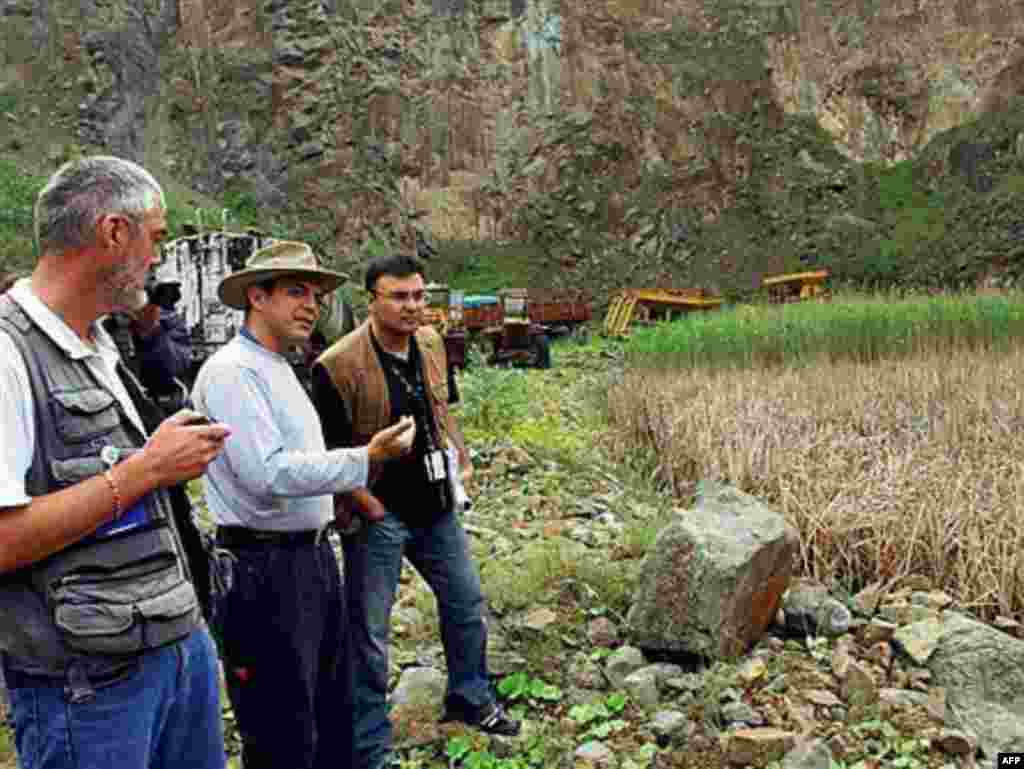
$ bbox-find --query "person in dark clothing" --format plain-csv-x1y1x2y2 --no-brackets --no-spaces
311,254,519,769
138,280,192,390
103,279,193,411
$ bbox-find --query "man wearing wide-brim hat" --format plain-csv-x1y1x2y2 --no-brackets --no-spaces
192,240,416,769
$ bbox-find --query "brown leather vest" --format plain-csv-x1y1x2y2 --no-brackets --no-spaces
316,321,454,450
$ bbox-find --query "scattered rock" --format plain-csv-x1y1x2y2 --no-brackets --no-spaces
726,727,796,766
782,737,834,769
587,616,619,647
622,668,659,707
816,598,852,638
801,689,842,708
664,673,703,695
650,709,690,741
644,663,684,687
521,607,558,631
860,619,897,645
390,666,446,709
840,661,878,707
782,579,830,636
568,653,606,690
604,646,646,689
928,612,1024,756
573,740,617,768
722,701,763,726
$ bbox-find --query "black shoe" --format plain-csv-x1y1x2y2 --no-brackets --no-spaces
441,700,521,737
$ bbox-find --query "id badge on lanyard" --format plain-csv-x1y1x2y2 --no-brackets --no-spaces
424,449,447,482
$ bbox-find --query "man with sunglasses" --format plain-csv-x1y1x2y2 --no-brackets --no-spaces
311,254,520,769
191,242,414,769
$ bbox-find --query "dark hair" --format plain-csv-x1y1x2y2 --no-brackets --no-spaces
364,254,423,293
242,278,277,316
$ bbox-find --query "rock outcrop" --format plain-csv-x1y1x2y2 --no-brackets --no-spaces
5,0,1024,286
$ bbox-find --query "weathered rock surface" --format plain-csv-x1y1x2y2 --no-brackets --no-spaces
390,666,446,709
627,482,798,659
926,611,1024,757
6,0,1024,290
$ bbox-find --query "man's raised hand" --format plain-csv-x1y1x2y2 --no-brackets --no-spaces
367,416,415,463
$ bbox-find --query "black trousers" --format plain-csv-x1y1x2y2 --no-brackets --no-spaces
218,537,353,769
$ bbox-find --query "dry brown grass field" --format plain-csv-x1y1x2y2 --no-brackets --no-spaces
608,344,1024,621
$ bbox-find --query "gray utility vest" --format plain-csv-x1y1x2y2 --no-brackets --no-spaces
0,296,200,678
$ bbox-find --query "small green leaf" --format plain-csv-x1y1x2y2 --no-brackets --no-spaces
446,735,473,760
605,692,627,713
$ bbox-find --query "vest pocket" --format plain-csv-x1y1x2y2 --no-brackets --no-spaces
137,581,200,649
51,562,198,655
41,530,199,656
50,388,120,444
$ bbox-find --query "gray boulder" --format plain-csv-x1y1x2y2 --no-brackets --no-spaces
627,482,798,659
390,666,446,709
782,579,829,636
604,645,646,689
927,612,1024,757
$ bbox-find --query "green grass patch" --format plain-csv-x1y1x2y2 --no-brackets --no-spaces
458,367,538,442
625,292,1024,369
480,540,572,613
0,157,43,273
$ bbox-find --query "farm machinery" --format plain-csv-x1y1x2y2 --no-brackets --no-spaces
603,270,830,337
423,284,592,370
603,288,723,337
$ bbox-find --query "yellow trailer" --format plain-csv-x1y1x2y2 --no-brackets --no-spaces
761,270,830,303
603,288,723,337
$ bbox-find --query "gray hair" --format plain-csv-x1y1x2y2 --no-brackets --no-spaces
34,155,166,257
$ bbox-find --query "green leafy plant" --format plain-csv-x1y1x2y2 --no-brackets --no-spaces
567,693,630,740
445,734,548,769
496,672,562,704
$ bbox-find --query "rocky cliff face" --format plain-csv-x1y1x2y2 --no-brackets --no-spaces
3,0,1024,289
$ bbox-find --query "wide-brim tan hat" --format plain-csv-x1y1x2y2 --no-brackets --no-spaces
218,240,349,310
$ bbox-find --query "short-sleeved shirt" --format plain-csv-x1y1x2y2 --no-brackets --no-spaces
0,279,147,508
311,333,458,523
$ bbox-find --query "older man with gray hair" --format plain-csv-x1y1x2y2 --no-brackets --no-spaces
0,155,233,768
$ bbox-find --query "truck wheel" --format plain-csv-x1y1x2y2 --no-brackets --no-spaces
531,334,551,369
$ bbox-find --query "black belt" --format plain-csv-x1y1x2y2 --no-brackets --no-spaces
216,525,331,548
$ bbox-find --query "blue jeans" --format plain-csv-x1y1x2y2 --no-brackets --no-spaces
4,629,225,769
343,509,492,769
